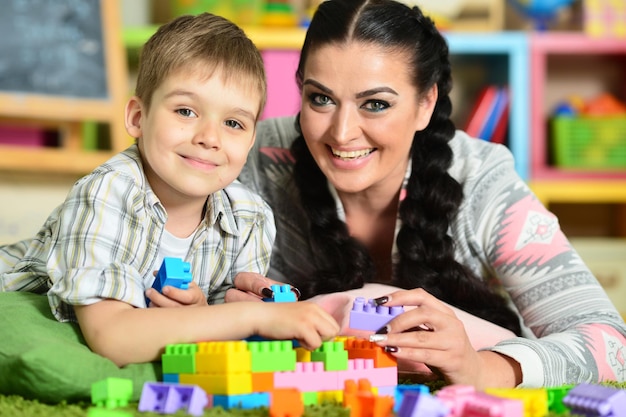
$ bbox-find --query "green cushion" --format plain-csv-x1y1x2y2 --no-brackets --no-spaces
0,292,161,403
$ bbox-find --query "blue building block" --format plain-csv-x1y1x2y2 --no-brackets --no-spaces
146,257,193,305
138,382,208,416
213,392,270,409
162,373,179,383
262,284,297,303
394,384,430,413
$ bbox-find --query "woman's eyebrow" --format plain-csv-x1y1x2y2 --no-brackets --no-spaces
356,87,398,98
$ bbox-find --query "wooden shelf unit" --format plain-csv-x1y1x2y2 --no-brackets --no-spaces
529,32,626,182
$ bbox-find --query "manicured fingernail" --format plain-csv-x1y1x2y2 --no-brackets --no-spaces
369,334,387,342
384,346,398,353
291,287,301,299
375,325,389,335
373,296,389,306
261,287,274,298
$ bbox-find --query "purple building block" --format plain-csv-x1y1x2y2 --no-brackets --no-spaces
138,382,208,416
563,383,626,417
398,391,449,417
349,297,404,331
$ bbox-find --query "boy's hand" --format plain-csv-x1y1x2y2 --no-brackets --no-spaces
253,302,340,350
146,281,207,308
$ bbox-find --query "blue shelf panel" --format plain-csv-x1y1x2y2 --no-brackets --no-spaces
445,32,530,181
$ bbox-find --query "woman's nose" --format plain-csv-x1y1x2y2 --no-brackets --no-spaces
330,106,361,144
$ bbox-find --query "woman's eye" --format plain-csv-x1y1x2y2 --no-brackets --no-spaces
310,93,333,106
176,108,197,118
225,119,243,129
363,100,389,112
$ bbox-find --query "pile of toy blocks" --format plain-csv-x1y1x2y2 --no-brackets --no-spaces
146,336,398,415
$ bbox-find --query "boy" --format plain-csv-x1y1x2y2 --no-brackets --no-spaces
0,13,338,366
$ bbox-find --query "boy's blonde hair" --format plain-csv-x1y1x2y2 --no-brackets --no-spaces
135,13,267,118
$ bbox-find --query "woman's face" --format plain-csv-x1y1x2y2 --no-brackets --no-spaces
299,42,436,196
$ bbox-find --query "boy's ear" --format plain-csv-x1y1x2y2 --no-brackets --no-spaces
124,96,144,139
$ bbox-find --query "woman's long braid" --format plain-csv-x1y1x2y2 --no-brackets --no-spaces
291,127,375,298
395,10,521,335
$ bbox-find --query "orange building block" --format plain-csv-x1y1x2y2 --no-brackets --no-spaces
269,388,304,417
251,372,274,392
343,379,393,417
344,339,397,368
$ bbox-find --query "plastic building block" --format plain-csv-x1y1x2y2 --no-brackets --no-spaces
179,372,252,396
344,339,397,368
295,347,311,362
397,391,449,417
486,387,548,417
343,379,394,417
546,384,573,413
563,383,626,417
248,340,297,372
161,343,198,374
162,374,179,383
274,361,338,392
311,340,349,371
213,392,270,409
337,359,397,388
463,392,523,417
146,257,192,305
302,391,319,406
269,388,304,417
263,284,297,303
138,382,208,416
91,377,133,409
394,384,430,413
349,297,404,332
195,341,251,374
251,372,275,392
87,408,133,417
435,384,477,416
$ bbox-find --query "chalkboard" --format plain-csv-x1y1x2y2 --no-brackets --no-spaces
0,0,108,99
0,0,129,174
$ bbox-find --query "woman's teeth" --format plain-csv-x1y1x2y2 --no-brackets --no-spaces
331,148,374,160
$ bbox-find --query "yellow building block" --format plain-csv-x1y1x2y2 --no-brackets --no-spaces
195,341,251,374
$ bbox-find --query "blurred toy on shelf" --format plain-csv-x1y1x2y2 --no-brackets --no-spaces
507,0,576,30
551,93,626,169
260,1,299,27
172,0,267,26
584,0,626,38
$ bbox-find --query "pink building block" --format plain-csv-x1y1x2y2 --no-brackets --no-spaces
349,297,404,331
273,361,339,392
336,359,397,388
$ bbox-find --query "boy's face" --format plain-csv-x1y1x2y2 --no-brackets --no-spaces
126,68,261,209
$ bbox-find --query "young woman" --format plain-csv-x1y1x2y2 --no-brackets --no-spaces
232,0,626,389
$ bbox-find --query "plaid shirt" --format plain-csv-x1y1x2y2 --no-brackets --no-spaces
0,145,275,322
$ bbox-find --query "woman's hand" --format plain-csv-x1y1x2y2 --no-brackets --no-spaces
146,281,207,307
368,288,521,389
253,301,340,350
225,272,300,303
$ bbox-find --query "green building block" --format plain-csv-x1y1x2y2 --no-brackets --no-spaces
302,391,319,406
91,378,133,408
311,341,349,371
87,408,133,417
248,340,297,372
162,343,198,374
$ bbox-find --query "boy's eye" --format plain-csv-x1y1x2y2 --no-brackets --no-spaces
176,108,197,118
363,100,389,112
310,93,333,106
225,119,243,129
